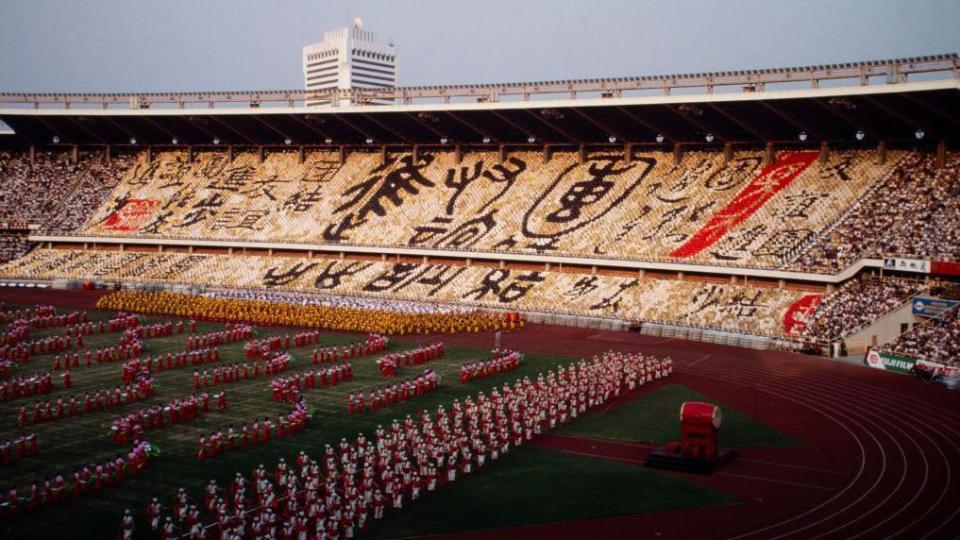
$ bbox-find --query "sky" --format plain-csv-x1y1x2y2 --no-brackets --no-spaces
0,0,958,93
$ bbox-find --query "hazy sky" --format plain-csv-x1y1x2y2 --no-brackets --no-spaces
0,0,957,93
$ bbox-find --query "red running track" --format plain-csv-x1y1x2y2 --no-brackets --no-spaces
403,324,960,540
5,291,960,539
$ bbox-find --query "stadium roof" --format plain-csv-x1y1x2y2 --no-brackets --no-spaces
0,54,957,148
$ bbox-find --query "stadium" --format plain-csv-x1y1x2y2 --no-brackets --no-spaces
1,5,960,540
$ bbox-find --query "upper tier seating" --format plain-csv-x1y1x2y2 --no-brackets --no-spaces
0,150,134,228
60,148,903,270
788,153,960,272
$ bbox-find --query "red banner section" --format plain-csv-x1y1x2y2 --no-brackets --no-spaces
931,260,960,277
102,199,160,231
670,151,818,258
782,293,823,337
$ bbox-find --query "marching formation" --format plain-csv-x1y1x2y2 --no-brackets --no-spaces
150,350,672,539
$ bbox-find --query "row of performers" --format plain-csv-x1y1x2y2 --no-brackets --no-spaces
244,330,323,358
307,334,388,365
111,391,226,444
375,342,444,377
52,339,144,371
107,313,142,332
0,304,58,324
122,347,222,383
0,432,38,466
193,357,290,390
17,374,155,427
0,370,58,401
1,332,86,363
348,368,439,414
459,350,522,383
197,399,308,461
125,320,186,340
270,363,352,403
2,441,152,517
1,310,88,347
186,325,254,351
143,351,672,539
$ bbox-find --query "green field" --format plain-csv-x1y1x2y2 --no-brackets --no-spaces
0,307,739,538
558,384,801,448
363,445,736,539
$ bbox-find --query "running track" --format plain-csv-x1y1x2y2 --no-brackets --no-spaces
5,288,959,539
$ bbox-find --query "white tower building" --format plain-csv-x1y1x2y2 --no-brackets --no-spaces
302,18,397,106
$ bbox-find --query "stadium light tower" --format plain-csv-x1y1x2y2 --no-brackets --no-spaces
302,18,398,106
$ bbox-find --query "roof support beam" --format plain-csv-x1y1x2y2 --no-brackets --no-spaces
64,117,107,145
403,112,447,141
139,116,180,143
900,93,960,129
328,114,375,143
521,109,579,143
664,104,730,143
758,101,824,141
360,113,413,144
705,103,769,142
205,115,259,145
569,108,626,142
614,106,681,143
248,115,292,143
813,98,881,141
287,114,335,143
442,111,496,143
489,110,544,143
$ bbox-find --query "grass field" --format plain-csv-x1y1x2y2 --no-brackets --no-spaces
0,306,742,539
364,446,737,539
558,384,801,448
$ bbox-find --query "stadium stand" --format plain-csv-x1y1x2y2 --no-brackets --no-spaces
0,249,816,338
0,151,133,229
797,277,926,343
62,148,904,270
881,305,960,366
0,232,32,263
